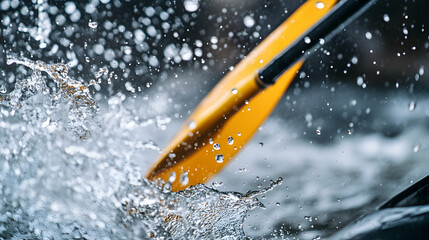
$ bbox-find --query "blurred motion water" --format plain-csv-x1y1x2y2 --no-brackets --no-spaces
1,0,429,239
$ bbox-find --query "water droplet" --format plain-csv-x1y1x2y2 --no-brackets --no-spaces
304,36,311,44
276,202,281,206
312,236,321,240
209,138,214,144
85,57,90,62
383,14,390,22
356,76,364,86
237,132,241,136
163,182,172,191
183,0,199,12
259,142,264,147
188,120,197,130
315,2,325,9
337,197,341,202
365,32,372,40
408,101,416,111
88,19,98,29
316,129,321,135
41,117,50,128
231,88,238,94
210,36,218,44
228,136,234,145
304,216,313,222
413,145,420,153
215,154,224,163
169,172,176,182
243,15,255,28
212,181,223,187
39,42,47,49
6,57,13,65
0,85,6,93
213,143,220,150
180,172,189,185
419,66,424,76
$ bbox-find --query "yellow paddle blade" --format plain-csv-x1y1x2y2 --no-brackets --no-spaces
147,0,338,191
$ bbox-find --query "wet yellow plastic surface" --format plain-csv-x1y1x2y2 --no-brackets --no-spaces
147,0,338,191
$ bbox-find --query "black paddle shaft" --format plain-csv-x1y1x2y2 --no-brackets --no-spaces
258,0,374,85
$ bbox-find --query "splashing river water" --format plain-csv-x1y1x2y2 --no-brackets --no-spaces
0,56,282,239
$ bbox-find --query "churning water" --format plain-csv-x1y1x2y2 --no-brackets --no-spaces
1,0,429,239
0,56,286,239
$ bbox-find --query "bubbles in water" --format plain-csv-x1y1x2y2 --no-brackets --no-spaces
243,15,255,28
259,142,264,147
231,88,238,94
228,136,234,145
316,129,321,135
180,172,189,185
184,0,200,12
215,154,224,163
413,145,420,153
213,143,220,150
315,2,325,9
408,101,416,111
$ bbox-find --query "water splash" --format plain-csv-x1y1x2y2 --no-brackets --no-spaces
0,56,282,239
17,0,51,48
122,181,265,238
4,56,98,139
